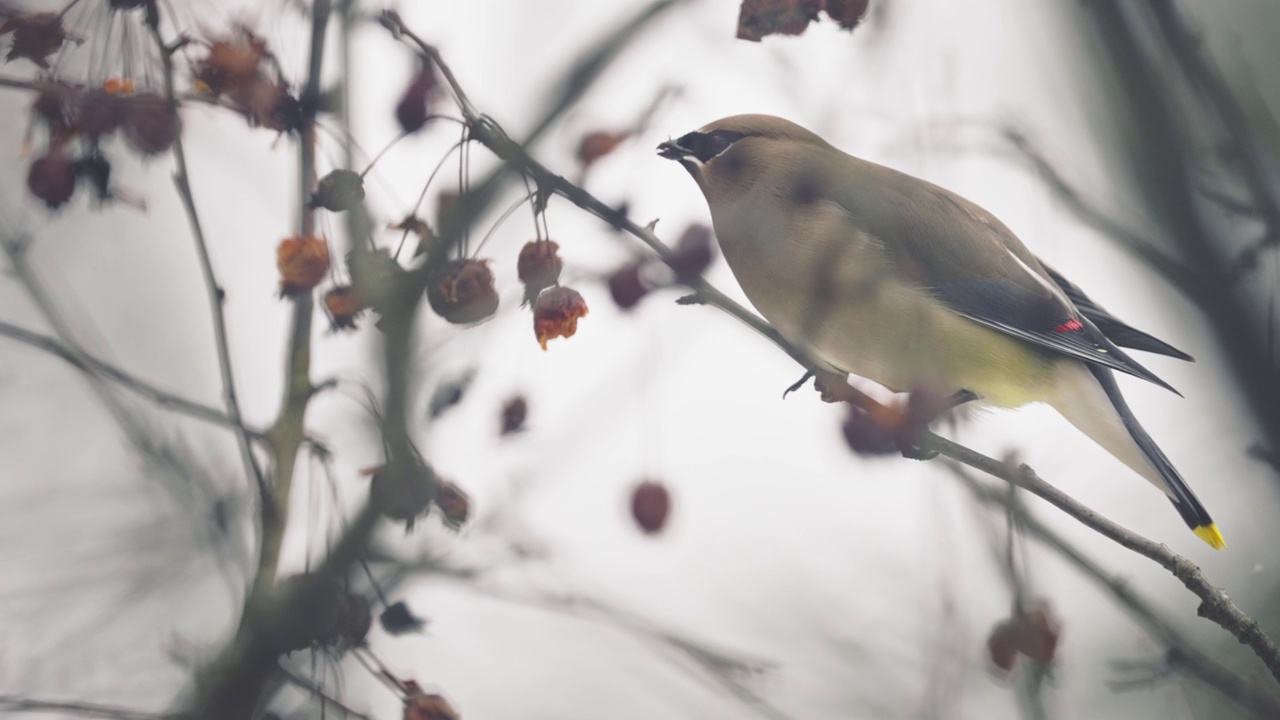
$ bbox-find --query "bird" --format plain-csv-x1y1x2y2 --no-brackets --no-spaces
657,114,1224,550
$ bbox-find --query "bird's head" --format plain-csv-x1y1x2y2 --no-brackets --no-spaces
657,114,831,202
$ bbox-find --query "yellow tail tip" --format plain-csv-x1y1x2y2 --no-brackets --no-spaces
1194,524,1227,550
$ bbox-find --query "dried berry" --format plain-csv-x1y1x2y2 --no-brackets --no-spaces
379,601,426,635
207,31,267,87
396,66,439,134
369,459,435,527
433,480,470,530
986,620,1019,672
516,239,563,306
324,285,365,331
1018,604,1061,665
277,575,371,652
311,169,365,211
500,396,527,435
73,89,124,137
669,224,714,280
533,286,588,350
823,0,870,29
122,92,179,155
631,480,670,534
32,82,77,131
0,13,71,68
840,403,900,456
608,262,648,310
426,259,499,325
109,0,148,9
986,601,1061,672
576,129,629,169
27,151,76,209
277,235,331,296
403,684,459,720
736,0,822,42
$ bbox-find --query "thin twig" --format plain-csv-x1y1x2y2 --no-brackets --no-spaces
277,665,375,720
145,14,270,528
0,695,177,720
0,320,261,437
951,465,1280,719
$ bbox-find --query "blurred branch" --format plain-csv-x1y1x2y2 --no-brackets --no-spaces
0,320,263,438
998,127,1200,297
145,14,269,522
277,665,375,720
952,465,1280,718
456,583,795,720
925,431,1280,687
0,695,177,720
1146,0,1280,268
186,2,337,718
1076,0,1280,470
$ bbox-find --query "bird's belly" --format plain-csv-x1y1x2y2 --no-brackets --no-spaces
713,205,1054,407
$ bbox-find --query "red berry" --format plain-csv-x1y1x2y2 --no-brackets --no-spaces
631,480,670,534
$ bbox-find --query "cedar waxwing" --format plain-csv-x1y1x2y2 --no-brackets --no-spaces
658,114,1225,550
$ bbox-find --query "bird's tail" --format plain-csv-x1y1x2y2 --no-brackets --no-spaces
1048,362,1225,550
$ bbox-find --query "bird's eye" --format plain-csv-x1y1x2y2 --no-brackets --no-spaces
678,130,745,163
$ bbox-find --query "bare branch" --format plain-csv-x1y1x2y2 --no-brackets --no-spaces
952,465,1280,719
144,11,271,530
0,695,177,720
0,320,261,437
924,432,1280,686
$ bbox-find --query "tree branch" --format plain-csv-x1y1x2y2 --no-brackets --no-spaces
924,432,1280,686
0,695,176,720
145,12,271,534
0,320,262,438
952,465,1280,718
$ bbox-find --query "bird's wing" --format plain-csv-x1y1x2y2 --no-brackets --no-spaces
842,163,1179,393
1040,264,1194,361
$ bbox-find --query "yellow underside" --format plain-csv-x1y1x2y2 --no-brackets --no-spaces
1194,524,1227,550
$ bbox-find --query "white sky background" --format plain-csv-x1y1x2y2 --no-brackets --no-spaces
1,1,1279,719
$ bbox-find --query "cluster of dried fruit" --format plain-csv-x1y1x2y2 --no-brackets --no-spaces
840,385,953,457
365,459,470,531
276,574,372,653
607,223,715,311
193,24,300,133
987,601,1061,672
736,0,869,42
25,79,179,208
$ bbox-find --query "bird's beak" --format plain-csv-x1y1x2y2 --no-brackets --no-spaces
656,139,690,161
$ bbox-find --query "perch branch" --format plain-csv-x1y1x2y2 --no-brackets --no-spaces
925,433,1280,686
952,465,1280,718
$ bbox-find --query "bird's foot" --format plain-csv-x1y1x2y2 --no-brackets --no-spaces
783,371,814,399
